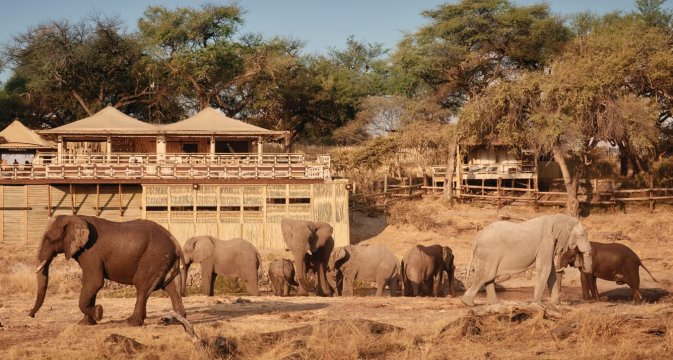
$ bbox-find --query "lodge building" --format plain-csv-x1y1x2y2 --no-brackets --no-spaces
0,107,349,249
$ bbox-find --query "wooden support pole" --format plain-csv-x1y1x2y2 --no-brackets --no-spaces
118,183,123,217
498,177,502,209
70,184,76,215
96,184,101,216
47,184,52,217
649,177,655,213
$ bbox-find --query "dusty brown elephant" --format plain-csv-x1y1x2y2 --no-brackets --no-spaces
401,244,456,297
29,215,186,326
328,244,399,296
280,218,334,296
182,236,261,296
268,259,299,296
560,242,658,304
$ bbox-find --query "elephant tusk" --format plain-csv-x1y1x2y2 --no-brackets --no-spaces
35,260,48,273
306,249,313,256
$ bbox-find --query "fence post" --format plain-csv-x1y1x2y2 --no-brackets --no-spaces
649,177,655,213
383,174,388,213
497,177,502,209
533,176,539,212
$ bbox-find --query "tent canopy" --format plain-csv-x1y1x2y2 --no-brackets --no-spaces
0,120,55,150
40,106,158,135
162,107,285,139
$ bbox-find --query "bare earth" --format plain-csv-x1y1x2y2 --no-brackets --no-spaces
1,201,673,359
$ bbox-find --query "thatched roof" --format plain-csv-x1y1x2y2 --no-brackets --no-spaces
0,120,55,150
162,107,285,139
40,106,158,135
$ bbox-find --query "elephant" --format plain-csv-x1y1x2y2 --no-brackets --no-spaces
327,244,399,297
29,215,186,326
559,242,658,304
462,214,593,307
182,236,261,296
281,218,334,296
268,259,299,296
400,244,456,297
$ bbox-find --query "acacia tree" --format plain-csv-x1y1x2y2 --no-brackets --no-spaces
461,17,669,216
3,17,169,127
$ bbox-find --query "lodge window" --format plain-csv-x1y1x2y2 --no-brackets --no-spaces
146,206,168,212
182,143,198,153
243,206,261,212
196,206,218,211
288,198,310,204
220,206,241,212
266,198,286,204
170,206,193,212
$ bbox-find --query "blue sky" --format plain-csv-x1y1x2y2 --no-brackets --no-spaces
0,0,668,79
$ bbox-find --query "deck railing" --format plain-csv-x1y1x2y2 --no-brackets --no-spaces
1,152,331,181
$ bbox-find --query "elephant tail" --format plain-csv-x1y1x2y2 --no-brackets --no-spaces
256,251,263,280
639,262,659,283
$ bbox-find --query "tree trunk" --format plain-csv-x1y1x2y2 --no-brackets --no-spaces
552,146,580,217
444,144,457,207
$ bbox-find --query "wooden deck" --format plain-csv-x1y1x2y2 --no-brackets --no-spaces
1,152,331,183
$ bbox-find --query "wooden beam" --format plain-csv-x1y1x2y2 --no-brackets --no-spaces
47,185,52,217
96,184,101,216
70,184,76,215
118,183,123,217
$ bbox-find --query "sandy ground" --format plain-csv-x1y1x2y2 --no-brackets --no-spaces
1,202,673,359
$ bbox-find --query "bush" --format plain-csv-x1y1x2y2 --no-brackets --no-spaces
386,199,451,231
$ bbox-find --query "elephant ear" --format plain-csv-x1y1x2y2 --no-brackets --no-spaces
192,236,215,263
313,222,334,248
442,247,455,270
63,216,90,260
551,219,575,252
334,247,347,262
573,253,584,269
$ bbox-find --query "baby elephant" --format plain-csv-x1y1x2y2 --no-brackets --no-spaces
328,244,399,296
182,236,261,296
560,242,658,304
401,244,456,297
268,259,299,296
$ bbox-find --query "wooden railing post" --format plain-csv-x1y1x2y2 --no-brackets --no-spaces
649,177,655,213
497,177,502,209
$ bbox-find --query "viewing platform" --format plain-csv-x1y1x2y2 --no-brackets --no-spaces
0,152,331,183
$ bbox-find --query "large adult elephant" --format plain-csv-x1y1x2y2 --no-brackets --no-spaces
28,215,186,326
181,236,261,296
462,214,593,307
281,218,334,296
328,244,399,297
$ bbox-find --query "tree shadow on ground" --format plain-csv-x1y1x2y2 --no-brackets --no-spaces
349,211,387,244
602,287,670,303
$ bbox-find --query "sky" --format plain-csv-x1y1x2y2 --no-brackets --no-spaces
0,0,668,80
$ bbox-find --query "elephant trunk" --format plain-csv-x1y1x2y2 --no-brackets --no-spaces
182,262,191,297
580,251,592,274
294,252,315,293
29,257,53,317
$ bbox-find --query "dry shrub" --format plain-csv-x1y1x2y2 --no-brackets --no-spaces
387,199,452,231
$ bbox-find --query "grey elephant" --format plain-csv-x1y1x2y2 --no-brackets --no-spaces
462,214,593,306
182,236,261,296
268,259,299,296
281,218,334,296
29,215,186,326
328,244,399,297
400,244,456,297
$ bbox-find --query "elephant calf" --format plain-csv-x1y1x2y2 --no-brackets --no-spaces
401,244,455,297
182,236,261,296
328,244,399,296
268,259,299,296
560,242,658,304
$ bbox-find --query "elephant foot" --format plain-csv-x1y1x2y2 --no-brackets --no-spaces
94,305,104,321
78,315,97,325
125,315,144,327
461,295,475,307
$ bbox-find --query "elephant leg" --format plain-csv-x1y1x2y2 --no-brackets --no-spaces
282,281,291,297
462,261,494,307
388,276,399,297
629,276,642,304
375,274,386,297
243,273,260,296
164,278,187,318
547,267,561,305
432,273,444,297
77,271,104,325
403,278,412,297
532,257,552,304
590,276,600,301
316,261,332,297
411,282,420,297
485,281,497,304
343,273,355,296
201,268,216,296
580,272,591,300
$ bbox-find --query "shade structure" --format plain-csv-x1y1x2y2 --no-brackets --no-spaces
162,107,285,140
0,120,55,150
40,106,158,135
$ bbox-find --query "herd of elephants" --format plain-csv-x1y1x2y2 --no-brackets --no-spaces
26,214,657,326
